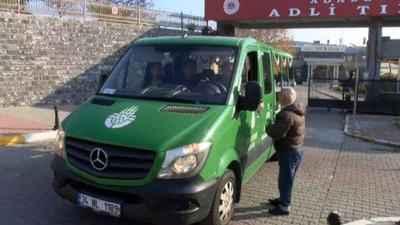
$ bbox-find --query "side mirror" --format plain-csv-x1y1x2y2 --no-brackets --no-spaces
99,74,108,88
239,81,262,111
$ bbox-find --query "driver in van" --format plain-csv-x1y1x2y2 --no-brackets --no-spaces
221,61,234,77
181,59,199,89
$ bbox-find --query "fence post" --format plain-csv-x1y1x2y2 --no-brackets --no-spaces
138,4,141,26
308,77,311,104
17,0,21,13
83,0,87,20
181,12,184,31
53,106,60,131
353,69,360,115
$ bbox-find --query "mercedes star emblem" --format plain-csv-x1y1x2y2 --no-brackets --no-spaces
90,148,108,171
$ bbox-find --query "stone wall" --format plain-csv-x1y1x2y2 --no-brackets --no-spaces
0,12,184,106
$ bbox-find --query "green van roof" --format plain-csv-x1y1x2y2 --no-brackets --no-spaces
133,36,292,58
133,36,252,46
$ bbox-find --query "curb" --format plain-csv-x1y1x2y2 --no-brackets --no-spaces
0,131,57,146
344,115,400,148
344,216,400,225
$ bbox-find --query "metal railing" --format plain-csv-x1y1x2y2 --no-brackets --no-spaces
308,77,400,113
0,0,214,30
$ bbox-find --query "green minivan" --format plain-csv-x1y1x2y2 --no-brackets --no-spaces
52,36,293,225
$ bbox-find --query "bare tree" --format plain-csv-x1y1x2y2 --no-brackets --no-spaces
236,29,295,55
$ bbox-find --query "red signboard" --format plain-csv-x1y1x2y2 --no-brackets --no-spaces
205,0,400,21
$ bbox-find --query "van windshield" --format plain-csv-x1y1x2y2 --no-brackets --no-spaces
99,44,238,105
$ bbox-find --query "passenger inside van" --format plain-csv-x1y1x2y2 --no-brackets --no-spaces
180,59,200,90
218,61,234,87
142,62,163,88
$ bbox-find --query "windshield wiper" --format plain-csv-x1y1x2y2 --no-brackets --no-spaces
140,96,201,104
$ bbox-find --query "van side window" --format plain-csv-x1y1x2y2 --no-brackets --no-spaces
262,52,272,94
240,52,258,95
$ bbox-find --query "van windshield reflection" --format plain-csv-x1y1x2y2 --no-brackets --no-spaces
99,45,238,105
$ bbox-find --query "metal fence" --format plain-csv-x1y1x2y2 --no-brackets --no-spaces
0,0,214,30
308,78,400,114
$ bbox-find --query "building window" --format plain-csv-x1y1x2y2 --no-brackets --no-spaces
380,59,399,80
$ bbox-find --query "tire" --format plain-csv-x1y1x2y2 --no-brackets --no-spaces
199,169,236,225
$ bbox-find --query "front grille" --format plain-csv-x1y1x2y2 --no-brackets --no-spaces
160,105,209,114
65,137,156,180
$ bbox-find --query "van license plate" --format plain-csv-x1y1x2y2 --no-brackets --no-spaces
77,193,121,217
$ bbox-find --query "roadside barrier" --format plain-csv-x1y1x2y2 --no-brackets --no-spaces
0,131,57,146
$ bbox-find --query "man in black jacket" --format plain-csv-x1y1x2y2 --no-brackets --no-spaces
265,87,306,216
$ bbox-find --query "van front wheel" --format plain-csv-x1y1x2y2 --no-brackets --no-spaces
200,169,236,225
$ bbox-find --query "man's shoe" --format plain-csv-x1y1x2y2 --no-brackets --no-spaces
268,198,280,206
269,206,290,216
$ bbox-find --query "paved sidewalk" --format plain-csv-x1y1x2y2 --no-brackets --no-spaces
0,106,75,135
1,108,400,225
0,109,399,225
347,114,400,144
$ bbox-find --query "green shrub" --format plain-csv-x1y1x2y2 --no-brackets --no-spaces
333,86,343,93
358,83,366,95
187,23,196,32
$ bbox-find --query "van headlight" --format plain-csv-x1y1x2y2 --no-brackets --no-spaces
157,142,212,179
55,127,65,159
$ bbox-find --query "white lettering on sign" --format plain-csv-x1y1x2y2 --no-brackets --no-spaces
380,4,388,15
329,4,336,16
310,8,320,16
310,0,379,4
357,5,370,15
302,45,346,52
264,0,400,19
289,8,301,17
269,9,281,17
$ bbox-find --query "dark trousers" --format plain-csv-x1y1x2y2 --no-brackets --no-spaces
278,147,303,211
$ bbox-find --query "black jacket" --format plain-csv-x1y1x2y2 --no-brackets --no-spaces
265,101,306,152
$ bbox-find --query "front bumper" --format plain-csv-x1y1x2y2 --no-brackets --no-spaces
51,155,219,225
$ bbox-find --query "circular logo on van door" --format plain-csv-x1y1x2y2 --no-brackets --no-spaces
90,148,108,171
223,0,240,15
105,106,139,129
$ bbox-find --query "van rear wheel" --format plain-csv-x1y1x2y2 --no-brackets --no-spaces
200,169,236,225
